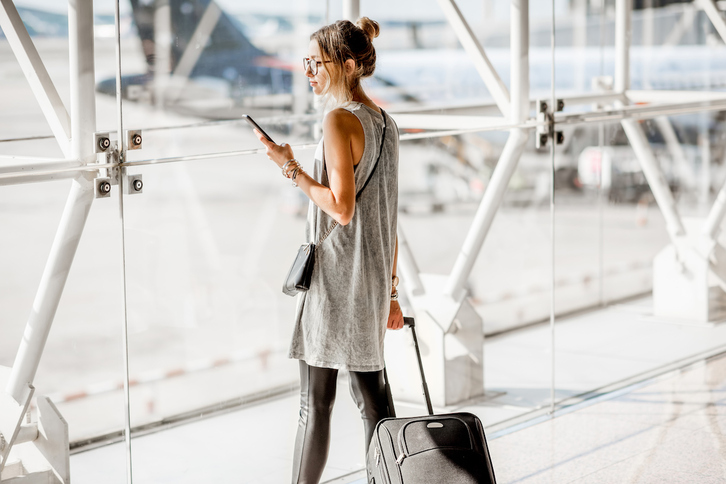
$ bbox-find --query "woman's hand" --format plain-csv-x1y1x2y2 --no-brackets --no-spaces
254,129,294,169
387,301,404,330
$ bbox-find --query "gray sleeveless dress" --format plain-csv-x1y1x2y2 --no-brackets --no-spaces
288,103,399,372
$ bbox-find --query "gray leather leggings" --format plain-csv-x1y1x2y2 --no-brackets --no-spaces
291,360,390,484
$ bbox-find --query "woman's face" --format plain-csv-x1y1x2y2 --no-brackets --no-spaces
306,39,328,96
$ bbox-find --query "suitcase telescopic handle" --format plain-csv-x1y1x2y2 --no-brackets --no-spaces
403,317,434,416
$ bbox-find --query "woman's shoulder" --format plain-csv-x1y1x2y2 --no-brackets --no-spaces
324,106,359,123
323,107,363,136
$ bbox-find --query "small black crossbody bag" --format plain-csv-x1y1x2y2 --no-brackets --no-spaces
283,109,388,297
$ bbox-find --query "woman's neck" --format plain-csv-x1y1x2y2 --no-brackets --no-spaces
350,86,380,113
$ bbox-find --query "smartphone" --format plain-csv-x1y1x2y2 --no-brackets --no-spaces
242,114,275,144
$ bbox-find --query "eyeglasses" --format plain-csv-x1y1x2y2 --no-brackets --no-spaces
302,57,332,75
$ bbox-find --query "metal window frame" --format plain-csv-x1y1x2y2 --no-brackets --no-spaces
2,0,726,479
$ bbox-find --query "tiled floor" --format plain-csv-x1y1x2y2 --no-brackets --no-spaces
68,297,726,483
488,355,726,483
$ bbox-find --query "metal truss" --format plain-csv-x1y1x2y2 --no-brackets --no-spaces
2,0,726,480
0,0,98,481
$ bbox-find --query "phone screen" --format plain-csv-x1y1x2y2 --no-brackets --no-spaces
243,114,275,144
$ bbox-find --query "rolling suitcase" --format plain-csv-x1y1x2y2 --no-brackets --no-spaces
367,317,497,484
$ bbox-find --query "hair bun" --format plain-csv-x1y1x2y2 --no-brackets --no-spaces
356,17,380,41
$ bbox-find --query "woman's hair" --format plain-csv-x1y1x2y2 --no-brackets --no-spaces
311,17,380,106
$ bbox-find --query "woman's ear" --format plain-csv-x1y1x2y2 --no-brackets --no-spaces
344,58,356,78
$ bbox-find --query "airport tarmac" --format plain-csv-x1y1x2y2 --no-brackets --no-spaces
1,28,720,461
0,37,687,444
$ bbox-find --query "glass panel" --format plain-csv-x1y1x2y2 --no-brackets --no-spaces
395,130,556,419
117,1,565,482
117,6,319,482
0,0,128,480
552,0,726,410
120,154,305,480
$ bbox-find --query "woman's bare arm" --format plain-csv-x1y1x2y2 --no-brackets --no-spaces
255,109,362,226
388,236,404,330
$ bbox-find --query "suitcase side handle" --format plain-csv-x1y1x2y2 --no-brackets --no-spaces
403,317,434,416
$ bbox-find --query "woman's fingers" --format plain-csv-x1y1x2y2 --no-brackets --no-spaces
388,303,404,330
253,133,294,169
253,129,274,148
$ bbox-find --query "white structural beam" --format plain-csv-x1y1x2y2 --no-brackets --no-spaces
5,174,96,403
6,0,97,406
704,179,726,240
445,0,529,301
615,0,686,243
0,0,71,157
622,119,686,240
343,0,359,20
0,157,69,168
444,131,529,300
154,0,172,107
655,116,697,190
614,0,631,95
0,159,87,186
627,90,726,103
663,4,696,46
435,0,511,117
391,114,507,130
69,0,97,161
695,0,726,43
397,226,424,296
390,0,528,407
509,0,529,124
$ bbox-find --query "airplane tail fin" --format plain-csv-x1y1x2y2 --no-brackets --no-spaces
112,0,291,101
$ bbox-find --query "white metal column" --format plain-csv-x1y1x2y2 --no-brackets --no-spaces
704,180,726,240
616,0,686,243
6,0,97,405
655,116,697,191
695,0,726,43
391,0,531,407
154,0,172,107
612,0,724,322
1,3,97,479
445,0,529,301
436,0,510,117
343,0,359,21
614,0,631,95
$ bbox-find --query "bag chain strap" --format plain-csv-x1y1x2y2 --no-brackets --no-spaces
317,220,338,244
315,109,388,246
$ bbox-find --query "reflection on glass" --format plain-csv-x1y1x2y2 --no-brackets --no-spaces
4,0,726,481
122,156,304,431
552,0,726,410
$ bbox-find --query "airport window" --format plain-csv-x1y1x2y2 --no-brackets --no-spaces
2,0,726,482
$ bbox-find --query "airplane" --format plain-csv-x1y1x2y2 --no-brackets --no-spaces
6,0,725,208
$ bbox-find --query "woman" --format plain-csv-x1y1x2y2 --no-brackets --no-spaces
254,17,403,484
